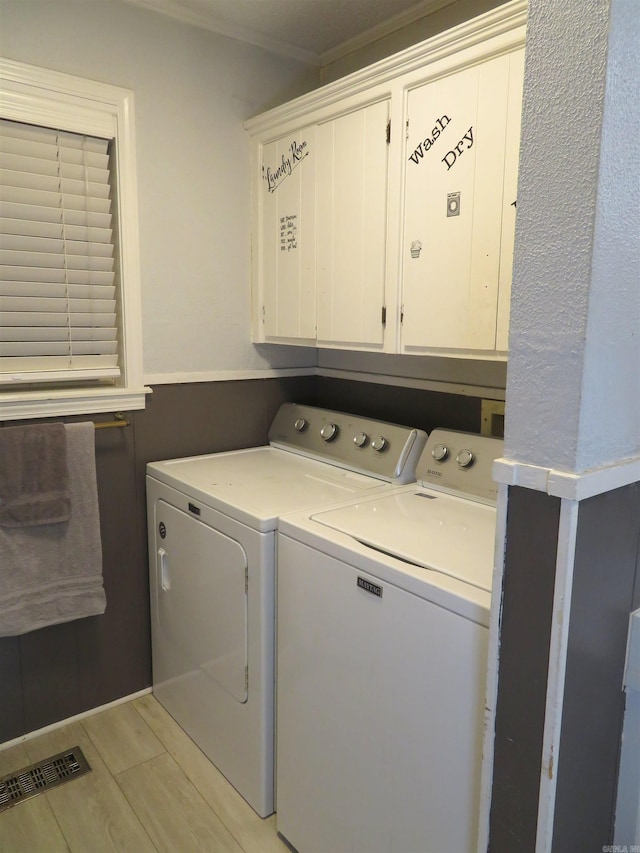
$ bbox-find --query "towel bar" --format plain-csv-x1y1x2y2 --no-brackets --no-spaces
94,414,129,430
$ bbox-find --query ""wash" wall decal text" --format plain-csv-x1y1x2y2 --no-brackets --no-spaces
408,116,475,172
408,115,451,164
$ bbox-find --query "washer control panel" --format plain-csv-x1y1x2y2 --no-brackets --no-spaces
418,428,504,503
268,403,428,484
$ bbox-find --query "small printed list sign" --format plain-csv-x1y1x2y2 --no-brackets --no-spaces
280,214,297,252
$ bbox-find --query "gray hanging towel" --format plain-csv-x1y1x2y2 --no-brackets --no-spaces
0,422,106,637
0,423,71,527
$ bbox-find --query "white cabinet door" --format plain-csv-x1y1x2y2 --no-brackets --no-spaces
316,100,390,349
401,50,523,354
259,127,316,342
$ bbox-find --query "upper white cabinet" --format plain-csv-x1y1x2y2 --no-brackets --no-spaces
316,99,390,348
401,48,525,354
256,125,316,344
245,0,527,358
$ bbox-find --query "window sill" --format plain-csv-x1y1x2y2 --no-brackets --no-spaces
0,386,152,421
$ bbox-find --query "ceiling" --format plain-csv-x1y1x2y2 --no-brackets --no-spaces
121,0,453,65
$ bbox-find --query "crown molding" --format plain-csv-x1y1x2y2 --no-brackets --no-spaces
244,0,526,134
119,0,468,67
319,0,457,66
119,0,322,64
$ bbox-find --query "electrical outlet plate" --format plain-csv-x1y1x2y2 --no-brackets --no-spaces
481,399,505,438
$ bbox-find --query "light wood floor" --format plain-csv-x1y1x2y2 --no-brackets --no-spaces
0,694,289,852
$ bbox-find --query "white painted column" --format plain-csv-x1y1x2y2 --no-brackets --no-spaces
505,0,640,475
479,0,640,848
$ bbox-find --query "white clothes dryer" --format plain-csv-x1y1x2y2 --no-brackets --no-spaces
276,428,503,852
146,404,426,817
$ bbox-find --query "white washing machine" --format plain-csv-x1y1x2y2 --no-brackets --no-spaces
146,403,426,818
276,428,504,853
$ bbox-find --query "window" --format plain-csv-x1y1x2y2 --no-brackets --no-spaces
1,120,119,382
0,59,147,419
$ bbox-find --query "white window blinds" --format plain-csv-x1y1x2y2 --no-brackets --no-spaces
0,118,120,384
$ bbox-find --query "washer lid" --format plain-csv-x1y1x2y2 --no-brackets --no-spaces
148,446,389,531
310,489,497,591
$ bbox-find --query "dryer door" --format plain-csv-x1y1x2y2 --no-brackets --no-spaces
154,500,248,703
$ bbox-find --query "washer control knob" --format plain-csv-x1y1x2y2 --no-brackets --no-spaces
353,432,369,448
431,443,449,462
294,417,307,432
371,436,387,452
321,422,339,442
456,448,475,468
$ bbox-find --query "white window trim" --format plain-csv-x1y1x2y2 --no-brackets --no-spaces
0,58,149,420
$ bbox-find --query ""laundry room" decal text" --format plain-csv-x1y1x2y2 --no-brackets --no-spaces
263,139,309,193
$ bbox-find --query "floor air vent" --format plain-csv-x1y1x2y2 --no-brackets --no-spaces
0,746,91,812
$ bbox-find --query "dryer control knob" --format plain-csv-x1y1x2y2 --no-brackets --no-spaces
294,417,307,432
353,432,369,448
456,448,475,468
371,436,387,452
431,443,449,462
321,422,339,442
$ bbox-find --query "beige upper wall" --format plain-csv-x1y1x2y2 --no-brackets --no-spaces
0,0,318,381
320,0,510,83
0,0,512,391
